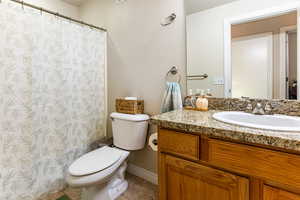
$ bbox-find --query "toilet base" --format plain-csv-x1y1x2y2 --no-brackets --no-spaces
81,161,128,200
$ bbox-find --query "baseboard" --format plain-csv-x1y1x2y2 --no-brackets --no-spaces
127,164,158,185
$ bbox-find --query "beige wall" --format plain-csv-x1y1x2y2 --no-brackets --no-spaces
25,0,79,19
186,0,239,15
187,0,300,98
79,0,186,173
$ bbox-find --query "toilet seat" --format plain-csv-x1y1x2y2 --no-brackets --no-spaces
66,147,130,188
69,146,122,176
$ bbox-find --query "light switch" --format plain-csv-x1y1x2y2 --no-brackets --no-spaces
213,77,224,85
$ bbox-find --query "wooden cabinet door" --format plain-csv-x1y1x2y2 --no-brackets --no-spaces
159,154,249,200
264,185,300,200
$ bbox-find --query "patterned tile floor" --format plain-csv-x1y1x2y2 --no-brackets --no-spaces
40,173,158,200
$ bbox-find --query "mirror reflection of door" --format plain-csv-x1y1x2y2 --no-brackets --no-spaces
287,31,297,99
232,33,273,99
231,11,297,100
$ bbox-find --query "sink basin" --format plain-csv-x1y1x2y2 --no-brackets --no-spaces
213,111,300,132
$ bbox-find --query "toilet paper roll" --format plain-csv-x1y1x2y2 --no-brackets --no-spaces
148,133,158,151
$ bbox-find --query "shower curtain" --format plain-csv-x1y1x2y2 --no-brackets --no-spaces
0,1,107,199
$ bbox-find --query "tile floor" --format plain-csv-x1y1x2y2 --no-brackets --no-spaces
40,173,157,200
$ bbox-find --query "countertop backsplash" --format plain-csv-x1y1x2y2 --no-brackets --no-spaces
184,97,300,117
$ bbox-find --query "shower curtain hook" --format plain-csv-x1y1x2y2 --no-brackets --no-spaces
21,1,24,10
40,8,43,15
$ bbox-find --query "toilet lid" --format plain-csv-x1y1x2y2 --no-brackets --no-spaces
68,146,122,176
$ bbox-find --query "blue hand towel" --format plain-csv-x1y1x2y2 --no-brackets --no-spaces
161,82,183,113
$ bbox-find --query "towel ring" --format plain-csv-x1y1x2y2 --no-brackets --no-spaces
165,66,181,83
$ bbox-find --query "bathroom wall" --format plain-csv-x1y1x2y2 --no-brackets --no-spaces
25,0,79,19
79,0,186,173
187,0,300,98
185,0,239,15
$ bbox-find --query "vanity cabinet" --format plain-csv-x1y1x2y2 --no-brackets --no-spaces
159,154,249,200
263,186,300,200
158,128,300,200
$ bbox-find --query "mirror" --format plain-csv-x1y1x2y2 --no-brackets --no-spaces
185,1,299,100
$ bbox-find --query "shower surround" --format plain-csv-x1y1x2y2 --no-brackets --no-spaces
0,1,107,199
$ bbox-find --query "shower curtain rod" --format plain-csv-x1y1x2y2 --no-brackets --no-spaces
8,0,107,32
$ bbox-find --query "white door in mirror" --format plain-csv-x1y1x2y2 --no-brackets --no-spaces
213,111,300,132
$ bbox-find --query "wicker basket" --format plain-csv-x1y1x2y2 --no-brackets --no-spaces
116,99,144,114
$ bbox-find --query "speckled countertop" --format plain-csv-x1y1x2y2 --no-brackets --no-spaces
151,109,300,152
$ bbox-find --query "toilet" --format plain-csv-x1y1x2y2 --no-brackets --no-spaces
66,112,150,200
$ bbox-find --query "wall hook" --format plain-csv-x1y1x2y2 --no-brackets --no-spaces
161,13,176,26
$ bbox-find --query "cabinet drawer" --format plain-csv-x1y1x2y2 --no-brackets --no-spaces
159,129,199,161
208,139,300,190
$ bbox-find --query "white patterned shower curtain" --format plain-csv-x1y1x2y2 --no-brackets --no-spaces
0,1,107,199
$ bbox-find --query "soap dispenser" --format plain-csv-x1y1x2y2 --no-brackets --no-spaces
184,89,195,109
196,90,208,111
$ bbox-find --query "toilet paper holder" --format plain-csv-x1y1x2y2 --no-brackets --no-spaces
152,139,158,145
149,133,158,151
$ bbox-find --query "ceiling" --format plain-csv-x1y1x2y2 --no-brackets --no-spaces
61,0,86,6
61,0,239,14
186,0,239,15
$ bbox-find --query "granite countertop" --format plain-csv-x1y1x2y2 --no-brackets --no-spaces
151,109,300,152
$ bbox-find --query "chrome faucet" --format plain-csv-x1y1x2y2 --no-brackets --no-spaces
241,97,272,115
252,103,265,115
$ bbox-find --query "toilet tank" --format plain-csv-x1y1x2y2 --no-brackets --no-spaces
110,112,149,150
